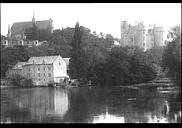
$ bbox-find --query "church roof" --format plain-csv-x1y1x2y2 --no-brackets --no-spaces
11,22,33,34
11,20,51,35
35,20,50,30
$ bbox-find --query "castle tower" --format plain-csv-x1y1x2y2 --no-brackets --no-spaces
133,21,145,50
121,20,128,47
49,18,53,33
153,25,164,47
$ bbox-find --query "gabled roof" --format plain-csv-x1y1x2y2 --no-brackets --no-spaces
11,22,33,34
63,58,70,65
11,20,51,35
36,20,50,30
27,56,59,64
12,62,26,69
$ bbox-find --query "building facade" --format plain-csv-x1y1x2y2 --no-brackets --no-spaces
121,20,164,51
121,20,146,50
6,62,26,78
4,13,53,47
145,25,164,50
6,55,70,86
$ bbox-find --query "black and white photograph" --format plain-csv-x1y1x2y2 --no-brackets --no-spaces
0,3,181,123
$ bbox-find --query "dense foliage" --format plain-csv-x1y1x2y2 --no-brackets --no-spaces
69,23,86,79
1,23,157,86
86,46,156,86
162,25,181,85
145,46,164,66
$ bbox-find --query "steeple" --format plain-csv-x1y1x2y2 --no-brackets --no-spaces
32,12,35,23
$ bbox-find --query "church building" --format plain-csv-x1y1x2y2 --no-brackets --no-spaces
6,13,53,47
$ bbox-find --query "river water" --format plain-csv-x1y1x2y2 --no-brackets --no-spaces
1,86,181,123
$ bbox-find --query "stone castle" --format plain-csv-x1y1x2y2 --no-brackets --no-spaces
120,20,164,51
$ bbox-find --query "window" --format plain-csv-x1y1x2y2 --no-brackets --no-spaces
38,67,40,71
44,73,45,77
38,79,41,81
38,73,41,77
59,62,61,66
48,67,51,71
44,79,45,81
43,67,45,71
48,73,51,77
29,68,31,72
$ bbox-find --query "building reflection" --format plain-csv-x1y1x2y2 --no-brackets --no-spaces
92,107,125,123
54,89,69,117
1,88,69,122
1,87,181,123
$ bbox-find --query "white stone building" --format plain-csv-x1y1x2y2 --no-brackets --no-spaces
6,55,70,86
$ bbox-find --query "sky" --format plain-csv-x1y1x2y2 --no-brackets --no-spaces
1,3,181,39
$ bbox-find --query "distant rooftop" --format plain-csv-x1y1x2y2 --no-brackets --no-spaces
26,55,70,65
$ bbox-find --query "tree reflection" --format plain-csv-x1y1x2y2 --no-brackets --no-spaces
1,87,181,123
1,88,69,123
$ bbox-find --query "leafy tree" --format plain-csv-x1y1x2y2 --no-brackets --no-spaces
25,23,39,40
162,25,181,85
38,29,52,41
69,22,86,79
145,46,164,66
1,46,29,77
89,46,156,86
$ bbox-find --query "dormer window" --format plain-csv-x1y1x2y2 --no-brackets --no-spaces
59,62,61,66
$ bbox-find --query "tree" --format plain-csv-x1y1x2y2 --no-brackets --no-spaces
1,46,29,77
89,46,156,86
145,46,164,66
69,22,86,79
38,29,51,41
162,25,181,85
25,23,39,40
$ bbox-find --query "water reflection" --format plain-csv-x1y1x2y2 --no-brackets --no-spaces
92,107,125,123
1,86,181,123
1,88,69,123
54,89,69,117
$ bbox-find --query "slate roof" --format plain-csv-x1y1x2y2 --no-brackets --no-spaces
36,20,50,30
12,56,69,69
12,62,26,69
26,56,59,65
25,55,69,65
11,20,51,35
